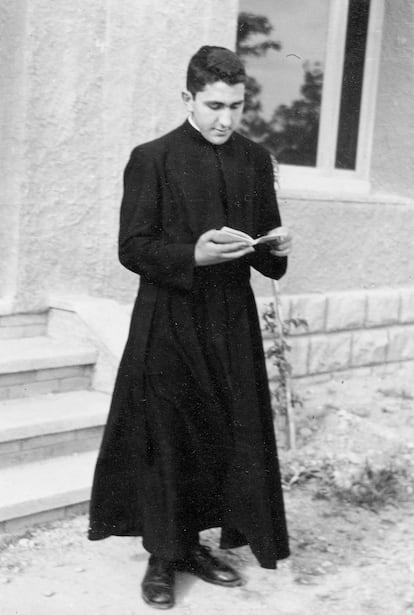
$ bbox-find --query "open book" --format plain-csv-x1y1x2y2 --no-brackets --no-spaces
216,226,289,246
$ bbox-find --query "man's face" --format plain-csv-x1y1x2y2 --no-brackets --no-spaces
183,81,245,145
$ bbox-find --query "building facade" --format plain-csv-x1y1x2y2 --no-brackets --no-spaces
1,0,414,379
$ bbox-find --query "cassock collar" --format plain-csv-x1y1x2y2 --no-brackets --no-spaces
182,118,236,151
188,115,201,133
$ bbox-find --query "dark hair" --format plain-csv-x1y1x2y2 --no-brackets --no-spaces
186,46,246,95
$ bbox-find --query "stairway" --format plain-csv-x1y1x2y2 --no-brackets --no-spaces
0,311,110,533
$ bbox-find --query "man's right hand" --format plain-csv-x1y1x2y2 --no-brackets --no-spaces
194,229,255,266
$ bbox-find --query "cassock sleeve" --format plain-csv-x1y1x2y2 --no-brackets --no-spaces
247,151,288,280
118,147,195,291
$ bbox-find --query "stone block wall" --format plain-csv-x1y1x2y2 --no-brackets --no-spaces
258,286,414,380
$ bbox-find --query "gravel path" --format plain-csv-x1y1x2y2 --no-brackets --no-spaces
1,366,413,614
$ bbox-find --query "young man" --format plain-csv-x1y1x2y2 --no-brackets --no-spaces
89,46,292,609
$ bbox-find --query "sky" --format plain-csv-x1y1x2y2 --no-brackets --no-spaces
240,0,330,118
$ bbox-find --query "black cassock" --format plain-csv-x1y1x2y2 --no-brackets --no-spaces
89,121,290,568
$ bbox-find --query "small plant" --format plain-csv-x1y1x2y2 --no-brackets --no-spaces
262,297,307,449
323,458,413,510
281,450,414,511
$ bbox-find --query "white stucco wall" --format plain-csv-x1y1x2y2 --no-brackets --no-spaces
0,0,26,300
253,193,414,296
1,0,238,311
371,0,414,196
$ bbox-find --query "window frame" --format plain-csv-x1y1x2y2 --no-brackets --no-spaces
239,0,385,195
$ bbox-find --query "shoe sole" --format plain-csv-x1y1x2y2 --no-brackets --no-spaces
174,563,243,588
141,591,175,610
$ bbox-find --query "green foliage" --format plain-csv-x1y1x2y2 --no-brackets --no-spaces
236,11,281,140
282,453,414,511
267,62,323,166
237,12,281,58
237,11,323,166
328,459,412,509
262,302,306,420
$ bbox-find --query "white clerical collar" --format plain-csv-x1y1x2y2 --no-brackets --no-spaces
188,115,201,132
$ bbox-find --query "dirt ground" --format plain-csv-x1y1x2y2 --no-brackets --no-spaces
1,365,414,615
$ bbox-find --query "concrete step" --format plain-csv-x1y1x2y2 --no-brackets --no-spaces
0,312,48,340
0,336,97,400
0,390,110,467
0,450,99,533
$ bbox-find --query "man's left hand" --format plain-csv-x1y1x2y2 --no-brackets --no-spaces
267,228,293,257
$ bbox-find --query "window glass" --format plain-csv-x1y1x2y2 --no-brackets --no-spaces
237,0,330,166
335,0,371,170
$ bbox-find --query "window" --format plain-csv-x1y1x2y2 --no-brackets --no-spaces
237,0,384,191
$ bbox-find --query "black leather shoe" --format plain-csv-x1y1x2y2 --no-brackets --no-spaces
141,555,175,610
176,544,243,587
